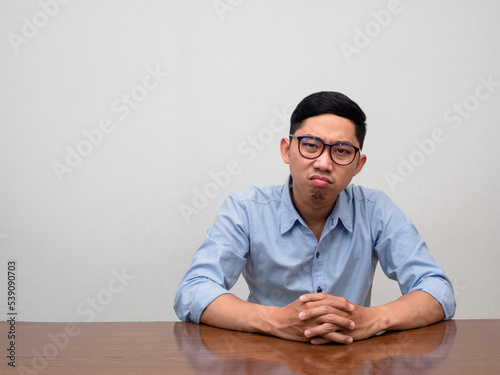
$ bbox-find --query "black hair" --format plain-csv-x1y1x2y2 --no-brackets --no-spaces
290,91,367,149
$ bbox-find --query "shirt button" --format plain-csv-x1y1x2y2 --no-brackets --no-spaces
317,287,322,293
316,251,320,258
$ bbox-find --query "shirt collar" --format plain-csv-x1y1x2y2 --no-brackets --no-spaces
280,176,354,235
280,177,303,234
327,187,354,233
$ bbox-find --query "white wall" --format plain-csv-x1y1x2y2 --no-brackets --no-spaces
1,0,499,322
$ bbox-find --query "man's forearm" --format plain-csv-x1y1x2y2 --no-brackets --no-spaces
297,290,445,344
201,293,356,343
200,294,278,335
378,290,445,332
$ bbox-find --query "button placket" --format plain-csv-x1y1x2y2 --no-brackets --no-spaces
312,243,325,294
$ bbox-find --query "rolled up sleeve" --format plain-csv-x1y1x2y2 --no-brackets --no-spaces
174,195,249,323
372,193,456,320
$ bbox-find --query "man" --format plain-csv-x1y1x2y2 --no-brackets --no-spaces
174,91,455,344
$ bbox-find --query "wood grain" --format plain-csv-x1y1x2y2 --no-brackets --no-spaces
1,320,499,374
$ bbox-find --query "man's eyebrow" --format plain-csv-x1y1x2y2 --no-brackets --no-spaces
300,134,325,141
300,134,356,146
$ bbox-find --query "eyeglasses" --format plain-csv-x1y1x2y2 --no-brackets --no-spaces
289,134,360,166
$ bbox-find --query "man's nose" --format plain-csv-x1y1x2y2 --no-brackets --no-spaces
313,147,334,171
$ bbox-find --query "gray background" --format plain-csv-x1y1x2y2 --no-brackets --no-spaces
1,0,499,322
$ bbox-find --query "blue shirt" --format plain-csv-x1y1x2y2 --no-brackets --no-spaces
174,179,456,323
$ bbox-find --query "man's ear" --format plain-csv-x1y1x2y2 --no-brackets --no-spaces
280,137,291,165
353,154,367,176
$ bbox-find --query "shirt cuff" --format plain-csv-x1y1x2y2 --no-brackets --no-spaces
412,277,456,320
175,281,234,324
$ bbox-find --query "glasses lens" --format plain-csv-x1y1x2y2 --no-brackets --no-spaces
331,144,356,165
299,137,323,158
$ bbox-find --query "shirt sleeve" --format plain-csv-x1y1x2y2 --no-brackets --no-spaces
371,192,456,320
173,195,250,323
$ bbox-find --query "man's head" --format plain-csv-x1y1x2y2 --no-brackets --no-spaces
290,91,367,150
281,91,367,216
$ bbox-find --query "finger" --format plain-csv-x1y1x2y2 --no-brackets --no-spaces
299,308,355,330
309,337,331,345
299,293,328,302
298,304,348,319
300,294,354,312
319,331,354,345
304,317,354,339
306,326,354,345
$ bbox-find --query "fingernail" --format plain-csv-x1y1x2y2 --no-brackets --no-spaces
299,312,306,319
305,330,312,337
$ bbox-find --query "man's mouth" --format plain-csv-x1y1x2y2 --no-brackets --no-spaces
310,174,332,187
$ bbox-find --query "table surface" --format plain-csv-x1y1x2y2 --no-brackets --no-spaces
1,319,499,374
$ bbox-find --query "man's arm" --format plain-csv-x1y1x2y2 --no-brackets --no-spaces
297,290,444,344
200,293,356,344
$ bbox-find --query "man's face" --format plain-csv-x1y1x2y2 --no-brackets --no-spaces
280,113,366,212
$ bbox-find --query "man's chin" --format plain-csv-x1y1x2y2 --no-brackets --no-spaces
311,191,327,201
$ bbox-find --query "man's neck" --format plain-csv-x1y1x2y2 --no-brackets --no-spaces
290,187,337,241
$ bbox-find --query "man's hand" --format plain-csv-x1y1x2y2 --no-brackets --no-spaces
297,290,445,345
269,294,356,344
201,291,444,345
297,293,386,345
201,293,357,344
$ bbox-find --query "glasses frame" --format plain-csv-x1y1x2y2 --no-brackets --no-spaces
289,134,360,166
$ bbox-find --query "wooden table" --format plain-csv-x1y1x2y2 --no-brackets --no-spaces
2,320,499,374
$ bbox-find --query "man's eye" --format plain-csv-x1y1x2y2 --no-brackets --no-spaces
304,142,319,149
334,146,353,155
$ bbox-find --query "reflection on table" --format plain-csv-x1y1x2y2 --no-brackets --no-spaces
3,320,500,374
174,320,456,374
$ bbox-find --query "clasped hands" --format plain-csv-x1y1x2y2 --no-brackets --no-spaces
276,293,382,345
